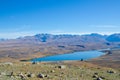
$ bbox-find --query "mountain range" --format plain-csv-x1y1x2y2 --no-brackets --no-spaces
0,33,120,60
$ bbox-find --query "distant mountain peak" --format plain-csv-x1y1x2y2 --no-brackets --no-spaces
106,33,120,42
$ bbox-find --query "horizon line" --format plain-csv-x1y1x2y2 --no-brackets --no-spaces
0,32,119,39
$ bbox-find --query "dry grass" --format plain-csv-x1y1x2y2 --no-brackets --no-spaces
0,61,120,80
88,49,120,70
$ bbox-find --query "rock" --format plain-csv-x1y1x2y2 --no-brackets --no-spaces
50,70,55,73
37,73,45,78
18,72,26,79
27,73,35,78
107,70,116,73
92,75,98,78
93,72,99,78
100,76,105,79
94,72,98,75
32,61,39,64
58,65,66,69
96,77,103,80
0,72,6,75
45,74,49,77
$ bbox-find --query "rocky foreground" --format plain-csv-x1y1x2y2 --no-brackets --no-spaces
0,61,120,80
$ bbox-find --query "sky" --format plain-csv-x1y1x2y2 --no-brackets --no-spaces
0,0,120,38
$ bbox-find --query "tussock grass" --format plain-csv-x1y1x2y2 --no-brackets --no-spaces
0,62,120,80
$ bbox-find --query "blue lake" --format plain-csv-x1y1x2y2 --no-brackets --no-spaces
32,50,106,62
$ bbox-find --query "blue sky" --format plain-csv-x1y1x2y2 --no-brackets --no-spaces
0,0,120,38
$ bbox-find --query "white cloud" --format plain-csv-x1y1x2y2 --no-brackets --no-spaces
0,31,35,39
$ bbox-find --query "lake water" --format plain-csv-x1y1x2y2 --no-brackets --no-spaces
32,50,106,62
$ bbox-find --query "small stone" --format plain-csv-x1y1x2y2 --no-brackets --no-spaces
38,73,44,78
107,70,116,73
100,76,105,79
51,70,55,73
92,75,98,78
94,72,98,75
0,72,6,75
45,74,49,77
27,73,35,78
58,65,66,69
18,72,25,79
96,77,103,80
32,61,39,64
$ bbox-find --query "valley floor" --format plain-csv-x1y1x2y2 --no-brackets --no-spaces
88,49,120,70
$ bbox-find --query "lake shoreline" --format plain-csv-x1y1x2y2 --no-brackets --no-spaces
29,49,109,62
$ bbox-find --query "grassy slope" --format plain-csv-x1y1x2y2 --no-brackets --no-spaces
0,62,120,80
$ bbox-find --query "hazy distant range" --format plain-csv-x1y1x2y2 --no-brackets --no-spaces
0,33,120,59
